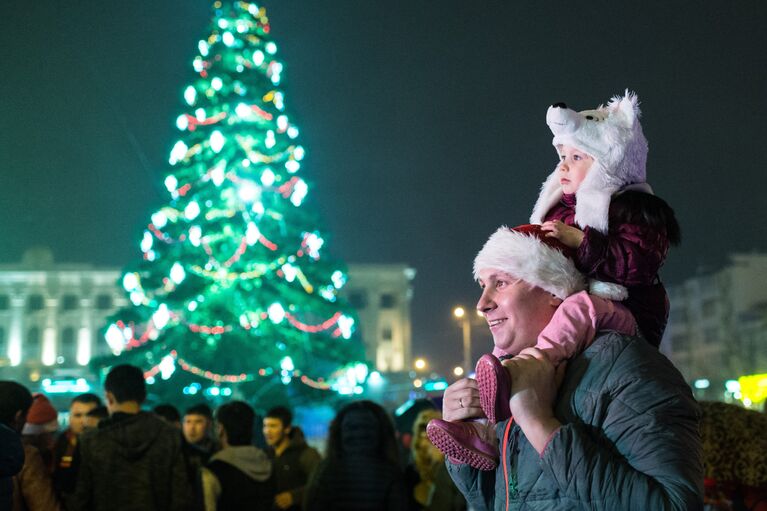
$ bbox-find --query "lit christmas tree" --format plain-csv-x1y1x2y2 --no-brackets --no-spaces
100,0,368,402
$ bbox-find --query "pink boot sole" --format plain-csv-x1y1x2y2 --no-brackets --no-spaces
426,419,498,471
475,354,511,424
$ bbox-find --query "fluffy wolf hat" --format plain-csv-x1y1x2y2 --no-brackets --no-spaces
473,224,586,300
530,90,650,234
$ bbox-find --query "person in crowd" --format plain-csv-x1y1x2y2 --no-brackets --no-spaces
202,401,274,510
52,392,101,499
67,364,193,510
263,406,321,511
0,381,61,511
440,225,703,509
406,409,465,511
83,406,108,432
21,393,59,472
154,403,182,429
184,403,218,461
1,420,25,511
304,400,406,511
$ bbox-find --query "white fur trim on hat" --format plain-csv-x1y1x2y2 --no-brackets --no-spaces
588,279,629,301
473,226,586,300
530,90,650,233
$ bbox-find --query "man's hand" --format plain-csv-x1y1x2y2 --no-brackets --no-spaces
274,491,294,509
541,220,585,248
442,378,483,422
505,348,566,454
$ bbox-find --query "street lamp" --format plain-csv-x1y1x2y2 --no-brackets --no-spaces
453,366,464,377
414,358,427,371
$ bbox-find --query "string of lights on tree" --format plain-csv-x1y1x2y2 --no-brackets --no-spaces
100,0,369,396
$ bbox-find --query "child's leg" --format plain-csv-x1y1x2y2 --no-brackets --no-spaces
426,418,499,471
535,290,637,365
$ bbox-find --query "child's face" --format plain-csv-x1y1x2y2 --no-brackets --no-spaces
557,145,593,194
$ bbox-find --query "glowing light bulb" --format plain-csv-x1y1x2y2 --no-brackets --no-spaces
198,40,209,56
188,225,202,246
252,202,265,216
285,160,300,173
280,356,294,371
222,32,235,46
274,92,284,110
253,50,265,66
287,126,299,139
122,273,139,292
195,108,206,120
153,304,170,329
210,160,226,186
245,222,260,245
193,58,204,73
281,263,297,282
331,270,346,289
169,141,188,165
210,130,225,153
164,175,178,192
176,115,189,131
265,130,276,149
235,103,250,118
170,262,186,284
211,77,223,91
184,86,196,106
140,231,153,253
290,179,308,206
185,201,200,220
277,115,288,131
268,303,285,323
151,211,168,228
338,315,354,339
218,19,228,29
238,180,260,202
160,355,175,380
294,146,305,160
105,324,124,354
260,168,275,186
266,42,277,54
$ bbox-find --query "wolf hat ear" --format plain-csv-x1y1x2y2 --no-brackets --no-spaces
530,90,650,233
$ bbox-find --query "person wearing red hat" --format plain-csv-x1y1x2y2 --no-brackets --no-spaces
22,394,59,472
432,224,702,510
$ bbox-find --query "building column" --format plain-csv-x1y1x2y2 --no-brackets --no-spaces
8,296,24,366
78,298,93,366
42,298,58,366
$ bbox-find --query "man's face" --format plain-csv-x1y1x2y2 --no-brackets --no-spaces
262,417,289,448
183,414,210,445
69,401,98,436
476,269,560,356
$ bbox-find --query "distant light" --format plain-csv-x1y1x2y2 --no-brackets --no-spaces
265,130,276,149
151,211,168,229
170,262,186,284
287,126,299,139
260,168,275,186
164,175,178,192
176,115,189,131
338,315,354,339
413,378,423,388
169,141,188,165
122,273,139,292
184,86,196,106
235,103,250,118
277,115,288,131
280,356,294,371
694,378,710,389
217,19,228,29
265,42,277,54
159,355,176,380
222,32,235,46
211,77,223,91
198,40,209,56
453,366,464,377
253,50,265,66
246,222,260,246
414,358,426,370
238,180,260,202
368,371,383,387
268,303,285,323
188,225,202,246
153,304,170,330
294,146,305,161
453,307,465,318
725,380,740,393
285,160,300,173
184,201,200,220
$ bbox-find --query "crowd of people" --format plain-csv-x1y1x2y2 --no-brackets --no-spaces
0,367,467,511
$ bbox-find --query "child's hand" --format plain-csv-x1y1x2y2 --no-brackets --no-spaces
541,220,585,248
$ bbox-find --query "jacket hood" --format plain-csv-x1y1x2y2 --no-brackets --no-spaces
210,446,272,482
98,412,171,461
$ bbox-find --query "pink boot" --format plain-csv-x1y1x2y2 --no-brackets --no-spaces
426,419,498,470
475,354,511,424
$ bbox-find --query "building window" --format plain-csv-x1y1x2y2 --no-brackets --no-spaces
60,327,76,364
27,295,44,312
380,293,396,309
25,327,41,359
348,291,367,309
95,294,113,310
61,295,79,311
0,295,9,310
381,327,393,341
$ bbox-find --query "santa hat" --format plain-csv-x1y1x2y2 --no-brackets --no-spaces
473,224,586,300
530,90,651,234
22,393,59,435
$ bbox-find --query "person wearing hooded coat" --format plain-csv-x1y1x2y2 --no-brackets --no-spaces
303,400,407,511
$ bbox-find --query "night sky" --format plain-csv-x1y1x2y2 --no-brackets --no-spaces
3,1,766,373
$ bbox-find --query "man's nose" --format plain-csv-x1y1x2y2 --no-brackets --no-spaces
476,289,494,313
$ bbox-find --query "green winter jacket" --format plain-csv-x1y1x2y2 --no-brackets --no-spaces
447,331,704,511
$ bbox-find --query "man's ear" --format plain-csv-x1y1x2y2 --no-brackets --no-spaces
105,391,116,406
549,295,563,307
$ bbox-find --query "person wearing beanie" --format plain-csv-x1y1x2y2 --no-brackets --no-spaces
52,392,101,500
2,385,62,511
427,225,637,469
22,393,59,472
435,224,702,509
532,91,681,348
0,382,32,511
